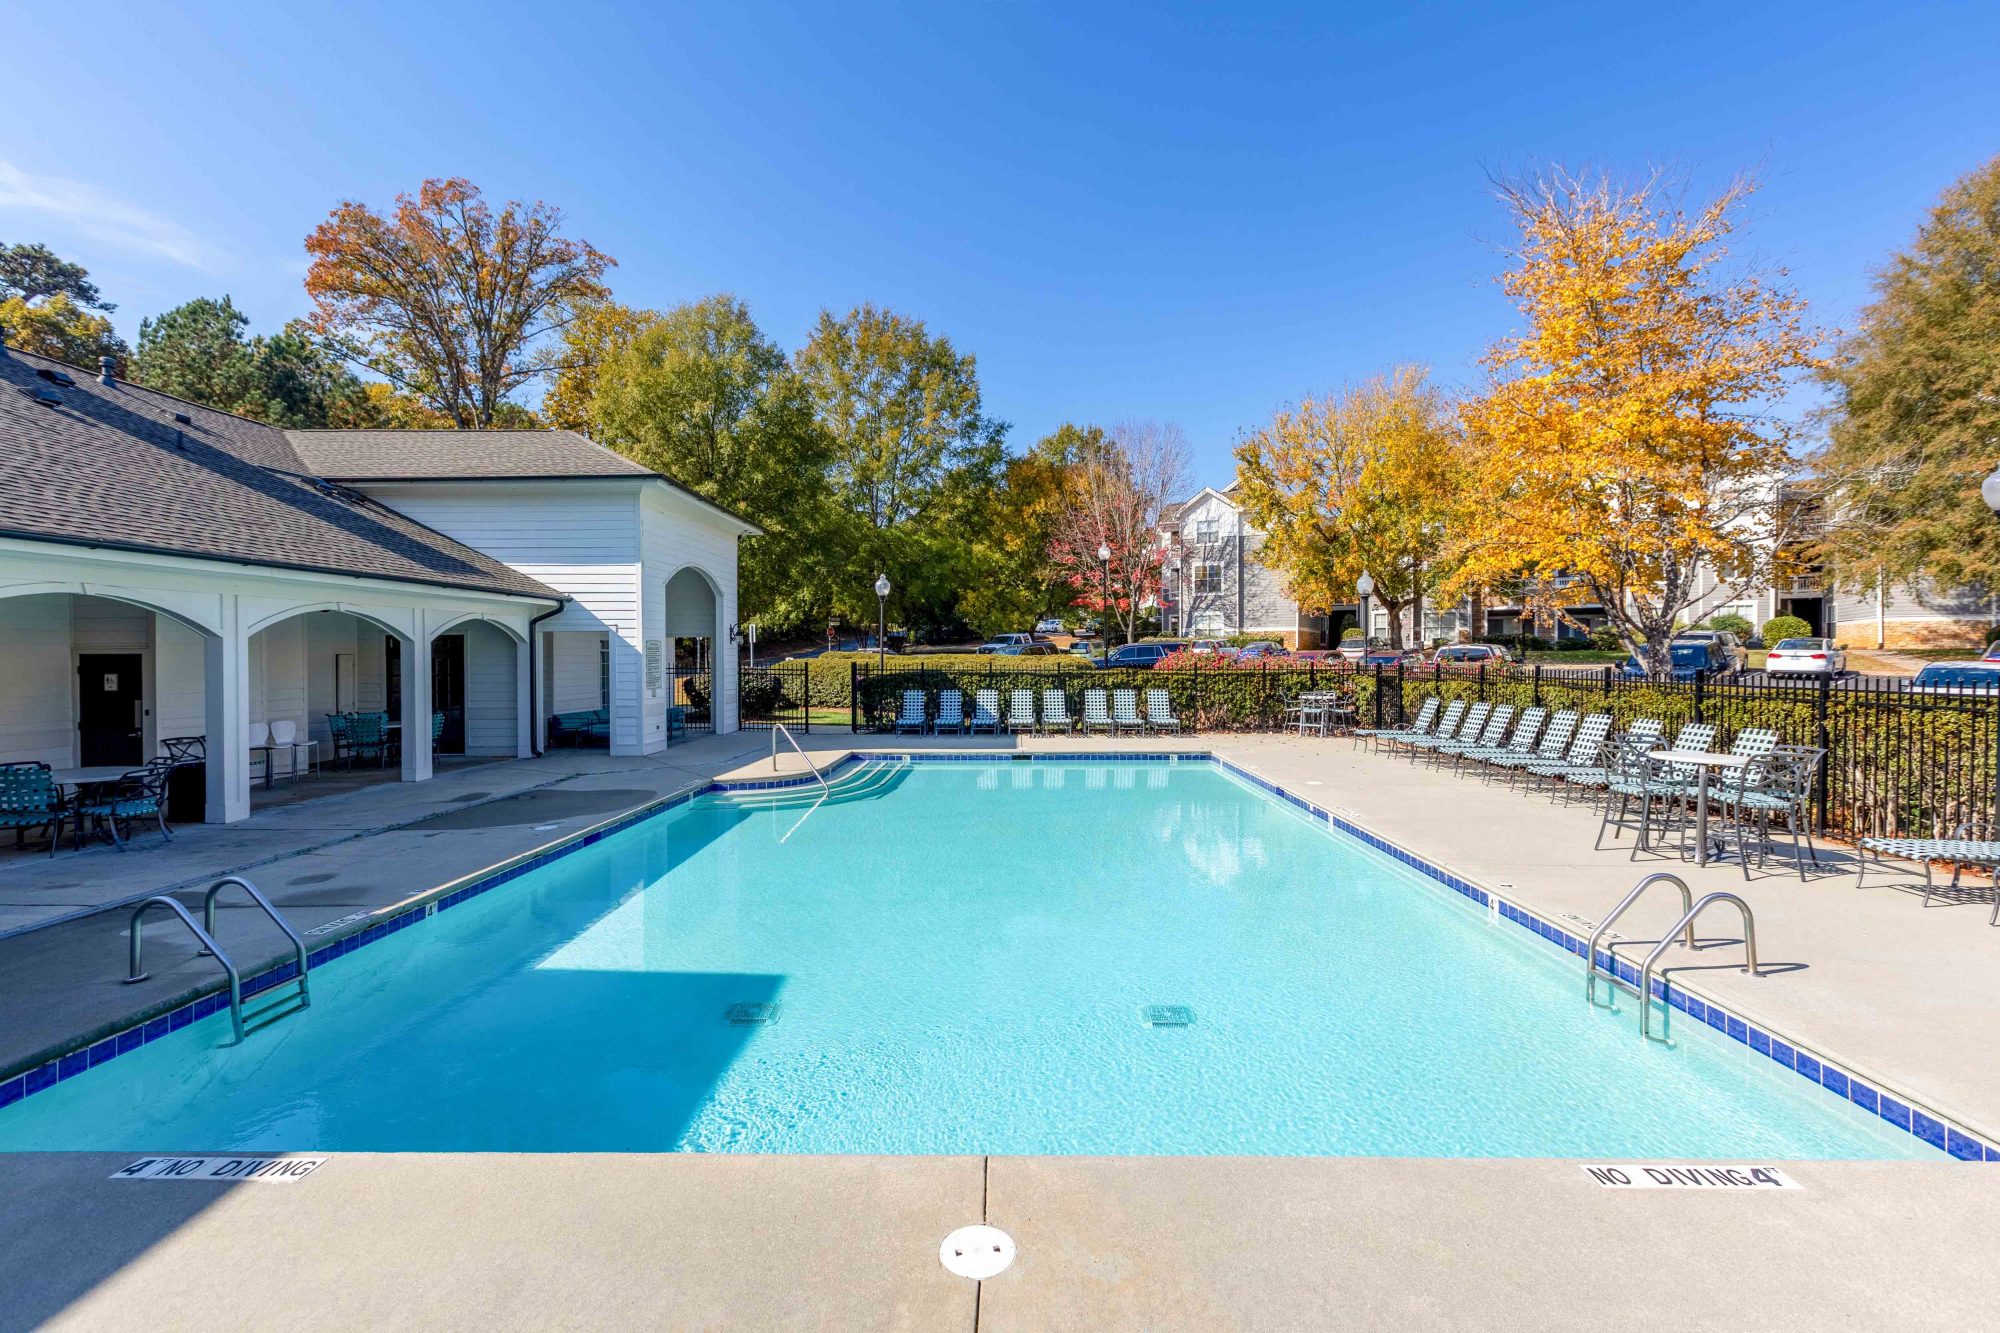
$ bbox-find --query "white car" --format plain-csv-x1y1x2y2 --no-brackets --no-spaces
1187,639,1229,655
1763,637,1846,677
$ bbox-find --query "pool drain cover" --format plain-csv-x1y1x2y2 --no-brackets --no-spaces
726,1002,781,1026
1143,1005,1194,1027
939,1225,1014,1280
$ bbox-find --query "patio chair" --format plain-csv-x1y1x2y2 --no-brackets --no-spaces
1397,701,1485,762
1434,704,1515,772
1548,718,1663,799
432,711,446,743
1082,689,1115,735
1007,689,1038,735
893,689,929,735
970,689,1002,735
936,689,966,735
1521,713,1615,791
325,711,352,766
1385,700,1466,757
77,763,173,851
1715,744,1824,880
1485,709,1579,784
0,761,67,856
347,710,391,767
1857,819,2000,922
1040,689,1075,735
270,720,318,779
1599,722,1717,858
1457,706,1546,773
1355,697,1440,753
1145,688,1182,734
1110,689,1145,735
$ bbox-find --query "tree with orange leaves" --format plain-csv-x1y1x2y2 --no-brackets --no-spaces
1457,169,1820,673
304,178,614,428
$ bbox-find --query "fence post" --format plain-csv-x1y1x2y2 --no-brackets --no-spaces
1693,671,1705,725
1814,674,1832,833
1477,663,1486,702
1373,663,1384,727
1532,662,1542,708
849,661,859,733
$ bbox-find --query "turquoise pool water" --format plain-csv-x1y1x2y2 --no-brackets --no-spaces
0,760,1935,1157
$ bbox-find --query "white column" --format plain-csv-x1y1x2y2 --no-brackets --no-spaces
204,597,251,824
399,619,433,783
515,632,534,758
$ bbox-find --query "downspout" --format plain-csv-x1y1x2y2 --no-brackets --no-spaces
1235,510,1245,635
526,599,567,757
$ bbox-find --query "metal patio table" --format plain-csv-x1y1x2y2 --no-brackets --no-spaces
1648,749,1751,866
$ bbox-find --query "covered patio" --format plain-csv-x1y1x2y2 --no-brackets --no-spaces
0,541,552,849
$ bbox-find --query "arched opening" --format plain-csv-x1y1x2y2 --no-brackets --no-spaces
246,607,412,795
0,588,220,769
663,566,722,735
427,617,523,757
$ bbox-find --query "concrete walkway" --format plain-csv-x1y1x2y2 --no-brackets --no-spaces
3,1153,1994,1331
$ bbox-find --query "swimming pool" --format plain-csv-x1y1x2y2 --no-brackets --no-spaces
0,758,1949,1157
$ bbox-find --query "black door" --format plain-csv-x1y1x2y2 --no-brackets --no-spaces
432,635,465,754
78,653,144,766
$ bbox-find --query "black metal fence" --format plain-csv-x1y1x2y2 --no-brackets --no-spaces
739,662,811,732
667,667,715,735
848,660,2000,843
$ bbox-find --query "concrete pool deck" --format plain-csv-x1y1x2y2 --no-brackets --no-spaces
4,729,1998,1328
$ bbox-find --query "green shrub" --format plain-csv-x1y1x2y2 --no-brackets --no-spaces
1340,626,1364,642
1761,614,1814,644
1589,625,1623,651
1707,612,1754,637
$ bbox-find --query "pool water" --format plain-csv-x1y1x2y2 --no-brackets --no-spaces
0,761,1935,1157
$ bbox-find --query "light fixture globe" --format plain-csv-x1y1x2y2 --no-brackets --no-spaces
1982,465,2000,517
874,574,891,598
1356,571,1375,598
1097,542,1112,563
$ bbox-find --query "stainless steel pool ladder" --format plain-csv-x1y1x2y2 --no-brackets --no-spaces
124,876,311,1044
770,723,830,794
1638,894,1759,1043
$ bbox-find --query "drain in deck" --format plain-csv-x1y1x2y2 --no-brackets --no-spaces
726,1002,782,1026
939,1225,1015,1279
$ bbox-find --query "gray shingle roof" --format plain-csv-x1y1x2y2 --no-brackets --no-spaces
0,348,562,602
286,428,654,480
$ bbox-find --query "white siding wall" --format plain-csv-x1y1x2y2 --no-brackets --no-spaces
639,484,743,743
458,621,519,755
547,632,606,714
0,596,75,766
360,483,642,752
155,615,207,741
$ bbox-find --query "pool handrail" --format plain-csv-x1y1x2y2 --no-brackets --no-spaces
1584,872,1695,1008
1639,892,1760,1042
770,723,831,794
125,894,246,1044
201,875,311,1012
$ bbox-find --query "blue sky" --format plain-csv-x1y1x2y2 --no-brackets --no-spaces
4,1,1996,481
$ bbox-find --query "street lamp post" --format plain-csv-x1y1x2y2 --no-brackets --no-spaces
1356,571,1375,647
1098,542,1113,657
874,573,890,673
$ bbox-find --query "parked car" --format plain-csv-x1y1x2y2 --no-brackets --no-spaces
978,633,1036,654
1908,662,2000,694
1620,638,1733,681
1360,647,1421,668
1232,640,1287,660
1335,638,1368,662
1981,641,2000,663
1764,637,1847,677
1067,640,1099,657
996,642,1059,656
1096,642,1184,669
1431,644,1513,668
1034,618,1066,635
1291,649,1340,662
1673,630,1750,673
1187,639,1231,655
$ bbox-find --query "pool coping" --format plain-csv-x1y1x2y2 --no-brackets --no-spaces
2,748,1994,1165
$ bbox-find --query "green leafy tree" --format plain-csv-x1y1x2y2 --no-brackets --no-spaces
133,297,386,427
594,295,835,634
957,424,1100,635
542,300,661,434
0,293,127,369
1817,154,2000,595
795,303,1006,635
0,241,113,310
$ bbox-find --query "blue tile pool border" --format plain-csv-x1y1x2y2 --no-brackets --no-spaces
2,747,1992,1163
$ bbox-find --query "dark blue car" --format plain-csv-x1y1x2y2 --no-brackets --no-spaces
1620,639,1732,681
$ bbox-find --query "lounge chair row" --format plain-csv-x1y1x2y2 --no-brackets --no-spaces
1355,697,1824,880
891,687,1182,736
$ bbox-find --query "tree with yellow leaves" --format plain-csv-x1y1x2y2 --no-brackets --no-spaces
1458,169,1819,672
1233,367,1465,650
